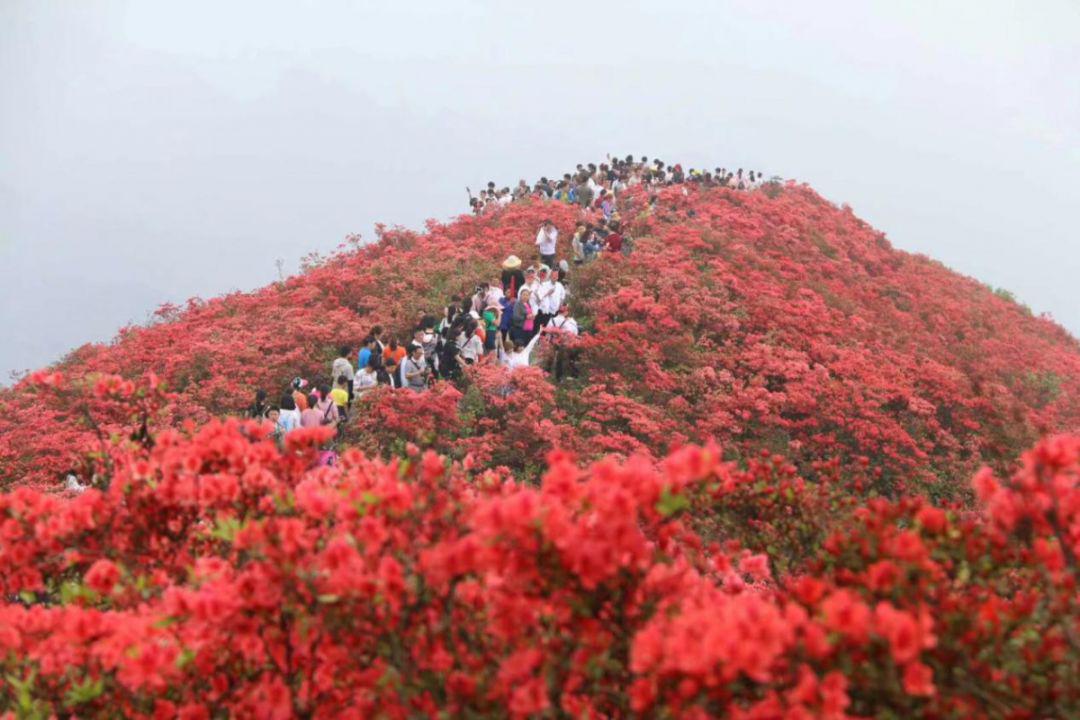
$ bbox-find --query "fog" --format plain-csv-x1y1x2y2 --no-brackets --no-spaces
2,1,1078,379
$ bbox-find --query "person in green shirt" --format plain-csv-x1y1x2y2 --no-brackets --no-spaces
483,303,501,354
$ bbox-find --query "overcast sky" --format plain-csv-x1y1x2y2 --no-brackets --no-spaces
2,1,1078,379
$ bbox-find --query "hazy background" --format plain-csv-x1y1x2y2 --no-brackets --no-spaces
2,1,1078,380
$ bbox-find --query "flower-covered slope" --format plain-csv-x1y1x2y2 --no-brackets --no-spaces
3,182,1076,497
2,181,1080,717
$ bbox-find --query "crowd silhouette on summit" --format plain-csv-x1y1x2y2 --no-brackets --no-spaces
468,155,767,215
249,155,770,460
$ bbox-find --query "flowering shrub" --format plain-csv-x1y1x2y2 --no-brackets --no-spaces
0,415,1078,717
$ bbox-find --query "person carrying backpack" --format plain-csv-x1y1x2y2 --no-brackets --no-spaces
300,392,324,429
312,385,339,429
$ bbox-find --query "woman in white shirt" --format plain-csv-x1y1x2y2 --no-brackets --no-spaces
354,362,378,397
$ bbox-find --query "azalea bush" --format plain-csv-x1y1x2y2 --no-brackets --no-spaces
0,410,1077,717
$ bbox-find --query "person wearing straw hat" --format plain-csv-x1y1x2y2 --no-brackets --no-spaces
501,255,525,299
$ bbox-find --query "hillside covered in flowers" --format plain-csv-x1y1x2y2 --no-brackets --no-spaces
1,178,1079,717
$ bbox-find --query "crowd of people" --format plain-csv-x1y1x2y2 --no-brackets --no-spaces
247,222,586,455
467,155,768,215
249,156,770,459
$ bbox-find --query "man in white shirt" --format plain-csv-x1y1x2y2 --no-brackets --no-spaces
535,220,558,268
534,267,565,331
544,305,580,380
545,305,579,336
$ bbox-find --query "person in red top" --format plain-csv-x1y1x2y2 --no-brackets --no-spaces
604,223,623,253
383,339,407,388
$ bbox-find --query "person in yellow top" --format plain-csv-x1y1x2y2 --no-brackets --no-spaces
330,375,350,411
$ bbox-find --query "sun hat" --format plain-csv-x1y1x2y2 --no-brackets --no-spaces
503,255,522,269
525,266,537,275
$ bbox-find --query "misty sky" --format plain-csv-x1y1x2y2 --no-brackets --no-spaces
2,1,1078,380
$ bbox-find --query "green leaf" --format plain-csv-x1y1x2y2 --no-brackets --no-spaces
656,487,691,517
956,562,971,586
175,648,197,670
353,492,381,517
59,581,97,605
208,516,242,543
64,677,104,707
